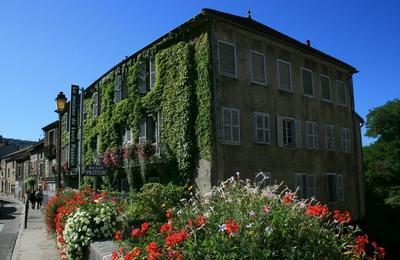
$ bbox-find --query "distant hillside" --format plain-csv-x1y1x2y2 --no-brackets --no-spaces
0,135,37,148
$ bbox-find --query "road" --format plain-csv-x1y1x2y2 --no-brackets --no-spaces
0,196,24,260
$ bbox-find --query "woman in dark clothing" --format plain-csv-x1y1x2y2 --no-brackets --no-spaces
29,190,36,209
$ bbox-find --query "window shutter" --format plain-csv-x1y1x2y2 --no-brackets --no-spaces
92,93,98,117
138,61,147,93
218,41,236,77
232,110,240,143
278,61,291,91
337,175,344,201
295,174,303,197
314,123,319,149
327,174,337,202
150,56,156,90
251,52,266,84
307,175,316,197
276,116,283,147
264,114,270,144
252,112,257,143
114,75,122,103
295,119,302,148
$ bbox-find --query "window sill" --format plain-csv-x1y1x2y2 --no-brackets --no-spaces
278,88,293,95
251,80,267,87
221,142,241,146
303,93,315,99
219,72,237,79
321,98,333,103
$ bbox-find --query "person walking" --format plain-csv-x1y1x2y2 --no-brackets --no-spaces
35,187,43,209
29,190,36,209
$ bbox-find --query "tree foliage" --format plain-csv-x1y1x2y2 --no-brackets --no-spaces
363,99,400,258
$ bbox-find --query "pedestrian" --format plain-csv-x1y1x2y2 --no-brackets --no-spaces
29,190,36,209
35,187,43,209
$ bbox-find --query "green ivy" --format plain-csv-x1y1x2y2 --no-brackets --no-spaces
81,30,212,188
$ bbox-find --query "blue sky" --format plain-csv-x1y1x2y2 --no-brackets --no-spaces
0,1,399,145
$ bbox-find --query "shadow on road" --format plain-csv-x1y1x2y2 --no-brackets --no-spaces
0,200,17,220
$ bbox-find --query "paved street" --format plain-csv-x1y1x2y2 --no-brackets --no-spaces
0,196,24,260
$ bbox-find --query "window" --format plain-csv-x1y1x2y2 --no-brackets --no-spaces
139,117,155,144
278,59,291,91
306,121,318,149
92,92,99,117
320,75,331,101
114,75,123,103
295,173,316,198
337,80,346,106
121,126,132,146
325,124,335,151
222,107,240,144
138,61,147,93
255,171,271,188
218,41,236,78
277,116,301,148
253,112,270,144
326,173,344,202
302,68,314,97
96,135,101,155
341,127,350,152
149,56,156,90
250,51,266,85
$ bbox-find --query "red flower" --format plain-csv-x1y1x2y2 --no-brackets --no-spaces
333,210,352,224
165,230,188,247
283,192,294,204
124,247,141,260
196,215,206,226
146,242,161,258
224,219,239,236
305,204,329,217
166,210,173,219
114,230,122,241
169,250,182,260
131,228,141,238
140,222,150,234
160,222,173,234
372,241,385,259
111,251,119,260
353,234,369,256
188,219,193,228
261,204,270,214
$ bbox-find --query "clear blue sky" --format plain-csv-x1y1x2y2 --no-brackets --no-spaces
0,1,399,145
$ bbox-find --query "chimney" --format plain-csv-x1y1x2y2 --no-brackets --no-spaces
306,40,311,47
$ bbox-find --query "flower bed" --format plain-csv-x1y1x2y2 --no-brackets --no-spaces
111,175,385,259
45,188,125,259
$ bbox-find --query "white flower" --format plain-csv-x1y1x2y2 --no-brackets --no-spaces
218,224,226,232
248,211,256,217
264,226,273,236
245,223,253,229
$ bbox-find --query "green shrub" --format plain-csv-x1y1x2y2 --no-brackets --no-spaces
125,183,187,225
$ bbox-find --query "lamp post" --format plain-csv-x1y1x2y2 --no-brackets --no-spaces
55,92,67,189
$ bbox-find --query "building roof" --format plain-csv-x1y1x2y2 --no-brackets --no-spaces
29,139,44,153
202,8,357,72
84,8,357,94
4,146,32,162
0,144,18,159
42,120,58,132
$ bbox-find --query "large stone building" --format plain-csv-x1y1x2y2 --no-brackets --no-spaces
64,9,364,219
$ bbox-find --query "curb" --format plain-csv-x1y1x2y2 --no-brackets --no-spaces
10,198,26,260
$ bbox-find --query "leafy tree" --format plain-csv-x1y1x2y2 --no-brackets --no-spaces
363,99,400,258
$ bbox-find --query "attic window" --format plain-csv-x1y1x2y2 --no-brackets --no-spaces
218,41,237,78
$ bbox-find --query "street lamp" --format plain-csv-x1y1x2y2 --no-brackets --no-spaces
55,92,67,189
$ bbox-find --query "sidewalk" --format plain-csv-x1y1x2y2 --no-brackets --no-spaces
12,203,59,260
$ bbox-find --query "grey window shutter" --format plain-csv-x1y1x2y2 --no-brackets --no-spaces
315,123,319,149
219,42,236,77
92,93,98,117
337,175,344,201
276,116,283,147
295,174,303,197
232,110,240,143
308,175,316,197
295,119,302,148
252,112,257,143
150,56,156,90
251,52,266,84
